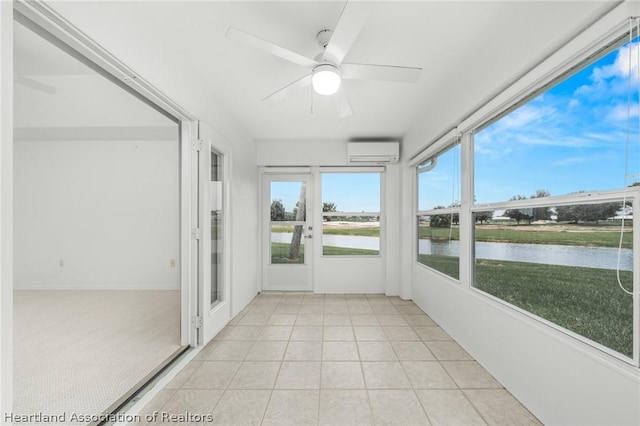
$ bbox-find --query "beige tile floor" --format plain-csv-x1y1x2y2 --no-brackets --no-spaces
138,293,541,425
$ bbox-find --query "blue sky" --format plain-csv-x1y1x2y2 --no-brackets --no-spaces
422,38,640,210
271,173,381,214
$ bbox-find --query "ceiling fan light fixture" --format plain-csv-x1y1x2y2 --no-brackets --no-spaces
312,64,341,95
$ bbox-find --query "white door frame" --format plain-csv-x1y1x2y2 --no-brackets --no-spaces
197,122,232,345
262,172,314,291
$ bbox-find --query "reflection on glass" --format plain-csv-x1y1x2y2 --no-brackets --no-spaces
416,215,460,279
271,225,305,264
473,201,633,357
322,215,380,256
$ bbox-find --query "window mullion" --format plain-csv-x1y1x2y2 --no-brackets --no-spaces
459,133,474,289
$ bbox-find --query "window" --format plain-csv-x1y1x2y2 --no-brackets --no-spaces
471,34,638,359
321,172,381,256
416,143,461,279
475,36,640,204
270,181,307,264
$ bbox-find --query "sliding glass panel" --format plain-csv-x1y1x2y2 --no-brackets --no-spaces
474,201,633,357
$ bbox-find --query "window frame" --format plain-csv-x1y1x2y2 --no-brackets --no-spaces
320,168,384,258
462,25,640,365
412,18,640,367
415,140,462,282
470,186,640,364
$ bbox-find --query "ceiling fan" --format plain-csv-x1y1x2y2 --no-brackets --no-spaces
226,1,422,119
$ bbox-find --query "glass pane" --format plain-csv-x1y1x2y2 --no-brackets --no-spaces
418,144,460,211
271,224,305,264
211,152,222,306
321,173,381,256
271,181,306,221
474,36,640,205
417,215,460,279
474,201,633,357
211,210,221,304
322,215,380,256
322,173,381,212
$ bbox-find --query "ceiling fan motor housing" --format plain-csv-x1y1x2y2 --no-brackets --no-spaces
316,29,333,49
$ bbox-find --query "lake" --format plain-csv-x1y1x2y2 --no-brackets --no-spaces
272,233,632,271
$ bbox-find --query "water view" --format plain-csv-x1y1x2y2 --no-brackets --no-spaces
273,232,631,271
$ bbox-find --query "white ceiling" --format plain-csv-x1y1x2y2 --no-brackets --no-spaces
35,1,619,141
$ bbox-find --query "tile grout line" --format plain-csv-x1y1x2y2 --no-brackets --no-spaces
256,298,285,426
389,327,433,423
352,302,377,425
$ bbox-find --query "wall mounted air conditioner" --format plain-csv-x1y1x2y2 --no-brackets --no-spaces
347,141,399,165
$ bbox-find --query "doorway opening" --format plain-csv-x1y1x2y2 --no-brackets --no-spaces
12,13,186,420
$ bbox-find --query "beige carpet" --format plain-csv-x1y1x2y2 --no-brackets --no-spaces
13,290,181,424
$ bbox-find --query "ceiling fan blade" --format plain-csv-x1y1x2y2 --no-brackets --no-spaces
337,87,353,120
341,63,422,83
14,74,57,95
322,2,370,65
226,27,318,68
262,73,312,103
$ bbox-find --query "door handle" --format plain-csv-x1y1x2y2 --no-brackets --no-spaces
305,234,313,239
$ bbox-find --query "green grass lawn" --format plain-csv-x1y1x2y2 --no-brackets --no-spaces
272,225,380,237
271,243,378,263
419,225,632,248
274,223,631,248
271,242,305,264
418,254,633,357
323,246,379,256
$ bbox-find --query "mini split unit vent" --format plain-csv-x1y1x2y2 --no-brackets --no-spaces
347,141,400,165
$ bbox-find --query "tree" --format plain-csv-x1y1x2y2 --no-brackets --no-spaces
270,199,285,221
475,211,494,224
530,189,551,221
504,195,532,224
556,202,620,224
288,184,306,260
430,206,451,228
323,202,337,222
448,202,460,225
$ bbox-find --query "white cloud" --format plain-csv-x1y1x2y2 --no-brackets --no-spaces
598,43,640,81
604,102,640,122
496,104,556,130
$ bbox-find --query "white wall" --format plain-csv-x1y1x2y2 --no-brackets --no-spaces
14,138,180,290
257,138,400,295
228,135,259,316
0,0,13,416
257,139,347,166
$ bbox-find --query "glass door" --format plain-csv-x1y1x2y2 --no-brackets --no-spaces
263,174,313,291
